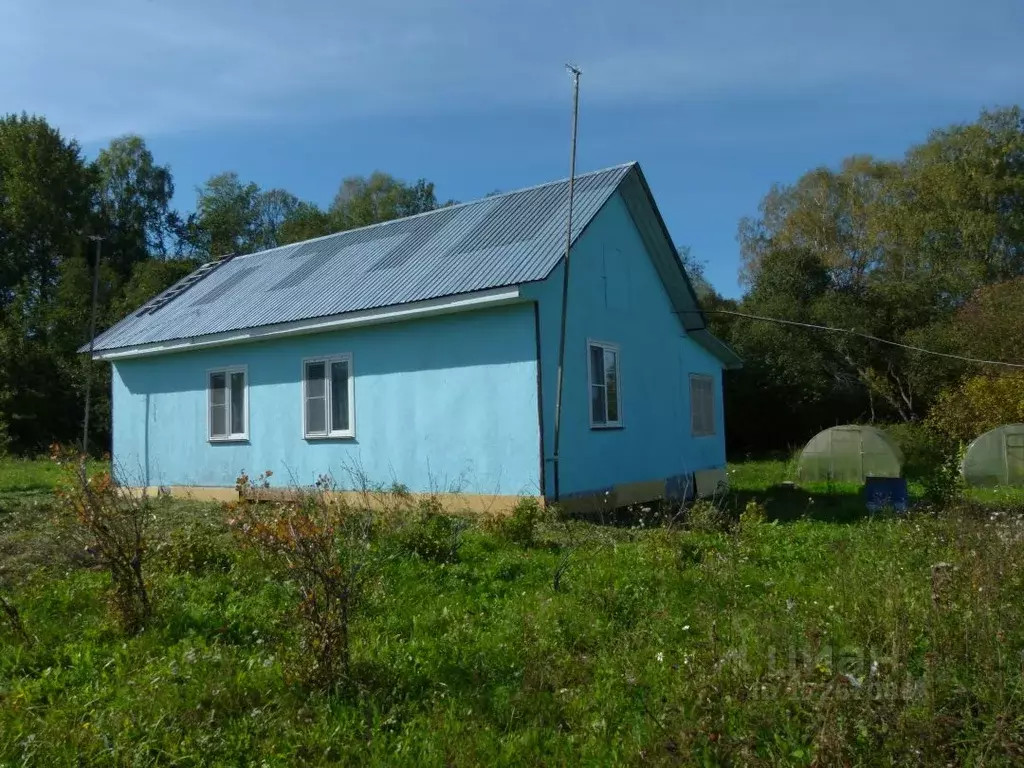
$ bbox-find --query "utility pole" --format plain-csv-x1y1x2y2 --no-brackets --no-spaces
552,63,582,502
82,235,103,456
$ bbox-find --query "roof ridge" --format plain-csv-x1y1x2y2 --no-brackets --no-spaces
231,161,638,262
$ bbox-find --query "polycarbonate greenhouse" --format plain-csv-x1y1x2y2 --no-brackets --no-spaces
797,425,904,484
961,424,1024,487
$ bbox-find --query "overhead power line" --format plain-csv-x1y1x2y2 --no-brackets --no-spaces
683,308,1024,369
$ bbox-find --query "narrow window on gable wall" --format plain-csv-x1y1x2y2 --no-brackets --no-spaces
588,341,622,428
690,374,716,437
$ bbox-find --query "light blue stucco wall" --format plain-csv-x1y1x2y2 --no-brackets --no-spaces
523,192,727,499
111,304,542,495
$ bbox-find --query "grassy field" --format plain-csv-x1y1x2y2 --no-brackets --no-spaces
2,459,1024,765
0,456,106,505
728,455,1024,514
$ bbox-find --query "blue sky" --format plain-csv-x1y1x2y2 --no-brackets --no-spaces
3,0,1022,298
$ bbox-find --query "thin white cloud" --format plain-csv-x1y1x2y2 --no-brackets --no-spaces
1,0,1020,142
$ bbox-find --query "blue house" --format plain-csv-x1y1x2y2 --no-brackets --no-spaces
85,163,740,511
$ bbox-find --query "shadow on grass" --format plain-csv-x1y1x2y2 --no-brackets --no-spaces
561,485,875,528
729,483,872,524
0,490,54,515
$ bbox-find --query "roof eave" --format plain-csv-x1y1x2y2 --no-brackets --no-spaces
689,329,743,370
608,165,742,370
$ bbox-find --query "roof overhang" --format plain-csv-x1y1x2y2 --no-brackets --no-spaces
617,167,706,333
614,165,742,370
689,329,743,370
90,286,522,361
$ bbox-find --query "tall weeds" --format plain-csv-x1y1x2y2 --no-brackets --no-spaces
0,592,30,645
228,472,380,689
51,444,152,633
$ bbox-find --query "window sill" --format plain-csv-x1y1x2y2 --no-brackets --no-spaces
209,436,249,444
691,433,717,439
304,433,356,441
590,424,625,431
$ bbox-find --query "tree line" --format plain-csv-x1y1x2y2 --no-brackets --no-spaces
697,106,1024,454
2,107,1022,457
0,114,444,454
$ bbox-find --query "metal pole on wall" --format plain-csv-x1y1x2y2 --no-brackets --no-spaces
82,235,103,456
552,64,581,502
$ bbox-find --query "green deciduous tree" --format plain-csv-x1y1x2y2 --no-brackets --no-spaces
192,172,264,257
928,372,1024,446
329,172,439,230
0,114,93,316
678,246,717,302
93,135,176,276
255,189,302,251
725,107,1024,448
191,175,342,255
110,258,200,322
277,202,332,246
0,114,95,452
947,278,1024,366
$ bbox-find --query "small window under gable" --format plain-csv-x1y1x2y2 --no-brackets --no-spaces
588,340,622,428
690,374,716,437
303,354,354,439
208,366,248,441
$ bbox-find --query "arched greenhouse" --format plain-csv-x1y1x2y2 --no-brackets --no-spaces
961,424,1024,487
797,425,904,484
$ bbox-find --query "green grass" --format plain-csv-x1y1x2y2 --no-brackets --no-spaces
729,455,1024,517
2,460,1024,764
0,456,106,507
727,457,891,524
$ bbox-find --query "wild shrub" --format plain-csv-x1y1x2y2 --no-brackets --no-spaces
157,523,235,575
676,537,706,567
886,421,964,506
640,526,710,571
886,421,946,480
738,499,767,532
687,498,731,533
493,497,547,548
920,446,964,507
227,473,378,688
0,591,30,645
51,444,153,633
927,371,1024,445
399,497,468,563
550,507,608,591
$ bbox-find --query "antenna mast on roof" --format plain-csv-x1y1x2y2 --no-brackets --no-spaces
552,63,582,502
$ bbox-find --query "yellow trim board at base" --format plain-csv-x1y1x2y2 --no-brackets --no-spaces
134,485,542,516
132,470,728,517
139,486,241,503
246,488,542,517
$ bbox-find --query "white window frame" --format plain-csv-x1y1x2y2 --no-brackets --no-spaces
207,365,249,442
587,339,623,429
690,373,716,438
302,354,355,440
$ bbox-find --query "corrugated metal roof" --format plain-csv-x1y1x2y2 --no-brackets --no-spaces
87,163,636,352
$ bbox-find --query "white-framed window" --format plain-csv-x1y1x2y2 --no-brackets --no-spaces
690,373,716,437
303,354,354,439
208,366,248,441
587,340,622,428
